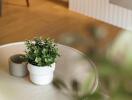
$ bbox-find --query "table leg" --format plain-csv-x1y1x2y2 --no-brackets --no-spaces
0,0,2,16
26,0,30,7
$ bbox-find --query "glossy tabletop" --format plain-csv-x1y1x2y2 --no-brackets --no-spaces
0,42,98,100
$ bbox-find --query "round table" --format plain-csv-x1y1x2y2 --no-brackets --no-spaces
0,42,98,100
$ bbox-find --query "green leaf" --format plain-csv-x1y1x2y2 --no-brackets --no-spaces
25,37,60,66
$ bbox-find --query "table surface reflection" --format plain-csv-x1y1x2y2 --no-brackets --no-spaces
0,42,98,100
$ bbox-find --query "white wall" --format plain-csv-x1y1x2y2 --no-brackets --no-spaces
69,0,132,31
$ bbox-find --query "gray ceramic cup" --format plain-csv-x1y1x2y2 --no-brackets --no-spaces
9,54,28,77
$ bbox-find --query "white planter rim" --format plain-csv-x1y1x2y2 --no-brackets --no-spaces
28,63,55,69
28,63,55,75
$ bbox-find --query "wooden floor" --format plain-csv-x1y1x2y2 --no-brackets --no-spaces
0,0,122,50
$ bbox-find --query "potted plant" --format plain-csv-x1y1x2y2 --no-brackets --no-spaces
25,37,60,85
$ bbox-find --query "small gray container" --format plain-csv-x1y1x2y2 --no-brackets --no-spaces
9,54,28,77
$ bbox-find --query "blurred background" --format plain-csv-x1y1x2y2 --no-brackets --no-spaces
0,0,132,100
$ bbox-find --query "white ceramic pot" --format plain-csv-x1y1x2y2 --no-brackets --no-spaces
27,63,55,85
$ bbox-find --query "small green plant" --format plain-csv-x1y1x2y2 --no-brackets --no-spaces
25,37,60,66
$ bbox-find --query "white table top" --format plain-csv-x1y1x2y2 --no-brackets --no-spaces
0,42,98,100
